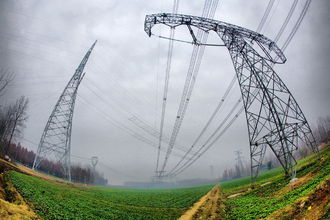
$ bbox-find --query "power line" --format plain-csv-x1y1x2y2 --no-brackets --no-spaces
169,98,243,176
168,73,236,175
21,137,135,179
155,0,182,176
274,0,298,43
281,0,311,51
173,107,245,176
159,0,220,177
256,0,276,33
76,94,187,159
168,0,312,176
128,116,198,156
262,0,281,34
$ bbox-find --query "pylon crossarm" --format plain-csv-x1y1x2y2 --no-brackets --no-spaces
144,13,286,64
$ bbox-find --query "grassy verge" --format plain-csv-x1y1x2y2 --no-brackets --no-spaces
222,145,330,219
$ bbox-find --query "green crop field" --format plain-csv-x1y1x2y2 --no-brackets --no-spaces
5,171,213,219
220,167,284,194
221,145,330,219
4,145,329,219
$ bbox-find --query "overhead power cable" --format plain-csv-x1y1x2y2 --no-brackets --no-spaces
169,97,242,176
21,137,135,179
170,87,262,176
128,116,198,156
84,78,155,130
168,74,237,174
98,161,137,179
163,0,312,177
262,0,281,34
159,0,219,177
173,107,245,176
281,0,311,51
274,0,298,43
256,0,276,33
155,0,181,175
76,94,187,159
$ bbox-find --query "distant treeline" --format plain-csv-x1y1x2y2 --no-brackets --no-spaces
221,116,330,181
0,70,107,186
3,142,108,185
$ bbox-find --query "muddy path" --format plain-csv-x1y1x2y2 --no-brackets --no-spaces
179,184,225,220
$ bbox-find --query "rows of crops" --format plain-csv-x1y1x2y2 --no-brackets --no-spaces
221,145,330,219
6,145,329,219
220,167,283,194
6,171,213,219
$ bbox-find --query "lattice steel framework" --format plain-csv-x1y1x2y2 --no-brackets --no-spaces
144,13,318,181
32,41,97,181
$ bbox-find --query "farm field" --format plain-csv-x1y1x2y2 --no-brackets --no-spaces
1,144,329,219
5,171,213,219
221,144,330,219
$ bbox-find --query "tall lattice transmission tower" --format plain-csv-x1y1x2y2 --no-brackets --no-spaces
33,41,97,181
145,14,319,182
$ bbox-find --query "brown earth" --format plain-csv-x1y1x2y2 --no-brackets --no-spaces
266,176,330,220
275,172,314,198
0,160,40,220
179,185,225,220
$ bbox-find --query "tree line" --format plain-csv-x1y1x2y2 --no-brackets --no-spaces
0,69,28,157
220,116,330,181
0,70,107,186
6,142,107,185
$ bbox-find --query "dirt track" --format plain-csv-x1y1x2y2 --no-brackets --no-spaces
179,184,225,220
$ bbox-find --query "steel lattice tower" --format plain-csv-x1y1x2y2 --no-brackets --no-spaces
144,14,318,181
33,41,97,181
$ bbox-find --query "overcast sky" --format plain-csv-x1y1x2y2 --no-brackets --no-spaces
1,0,329,185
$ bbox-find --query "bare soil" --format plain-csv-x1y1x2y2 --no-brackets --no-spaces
0,160,40,219
266,176,330,220
179,185,225,220
275,172,313,198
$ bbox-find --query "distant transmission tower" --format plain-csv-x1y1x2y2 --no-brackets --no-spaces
91,156,98,171
91,156,98,184
33,41,97,181
234,150,244,177
145,14,318,182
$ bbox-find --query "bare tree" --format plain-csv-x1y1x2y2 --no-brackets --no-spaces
313,116,330,145
0,69,15,144
2,96,29,156
0,106,13,142
0,68,14,98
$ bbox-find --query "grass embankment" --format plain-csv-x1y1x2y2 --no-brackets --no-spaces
5,171,213,220
220,144,330,219
0,159,39,219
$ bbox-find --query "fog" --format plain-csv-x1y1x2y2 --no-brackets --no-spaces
1,0,329,185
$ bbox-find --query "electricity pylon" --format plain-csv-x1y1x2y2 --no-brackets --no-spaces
91,156,98,171
235,150,244,177
33,41,97,181
144,13,318,182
